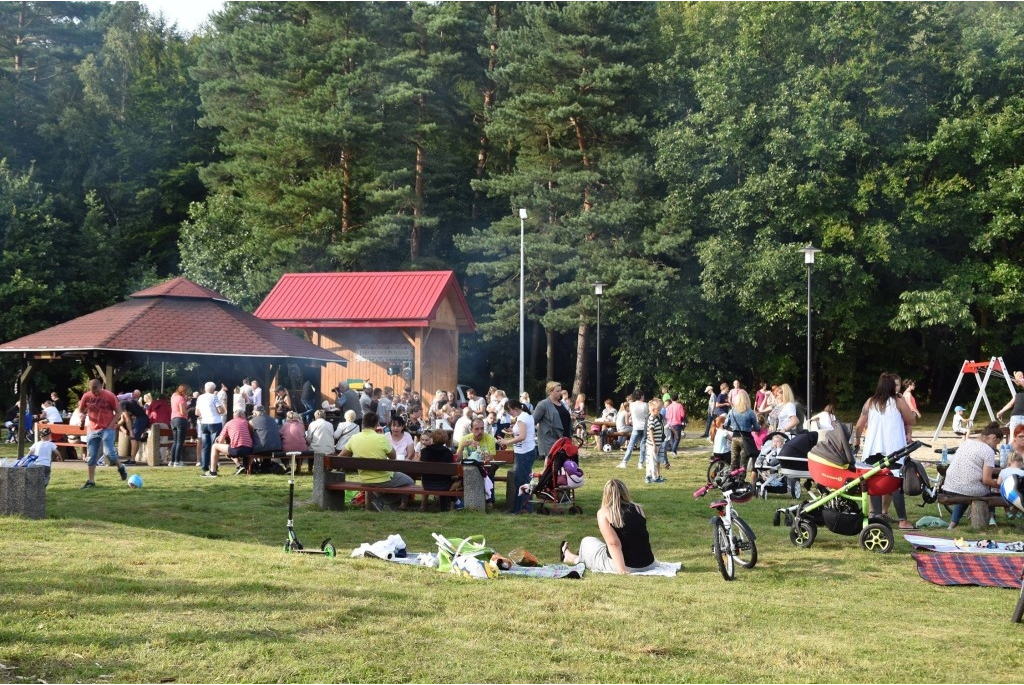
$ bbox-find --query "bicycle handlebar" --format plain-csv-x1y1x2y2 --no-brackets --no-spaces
693,483,712,498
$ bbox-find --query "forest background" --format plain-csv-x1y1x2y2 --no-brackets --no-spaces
2,1,1023,414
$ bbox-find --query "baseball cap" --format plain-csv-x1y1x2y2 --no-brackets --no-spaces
704,385,713,393
955,405,965,412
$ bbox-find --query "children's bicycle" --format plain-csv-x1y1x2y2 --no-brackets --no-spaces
694,468,758,581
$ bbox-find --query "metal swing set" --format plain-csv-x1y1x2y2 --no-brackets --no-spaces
931,357,1016,440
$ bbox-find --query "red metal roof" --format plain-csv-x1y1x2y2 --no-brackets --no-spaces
0,278,347,363
254,271,476,332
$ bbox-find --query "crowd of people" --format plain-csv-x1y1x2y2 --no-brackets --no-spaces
12,367,1022,550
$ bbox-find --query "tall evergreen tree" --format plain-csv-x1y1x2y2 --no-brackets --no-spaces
461,2,662,394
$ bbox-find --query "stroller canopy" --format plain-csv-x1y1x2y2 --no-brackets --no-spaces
809,424,855,468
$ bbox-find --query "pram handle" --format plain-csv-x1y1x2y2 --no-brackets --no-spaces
863,440,931,466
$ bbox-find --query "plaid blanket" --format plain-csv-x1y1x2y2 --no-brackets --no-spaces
912,551,1023,588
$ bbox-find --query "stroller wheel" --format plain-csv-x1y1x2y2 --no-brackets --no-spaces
537,505,550,516
569,505,583,515
790,519,817,548
859,523,894,554
772,510,781,527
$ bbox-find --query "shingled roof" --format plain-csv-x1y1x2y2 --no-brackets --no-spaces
0,276,347,364
254,271,476,331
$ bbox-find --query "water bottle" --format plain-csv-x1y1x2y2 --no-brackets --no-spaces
941,446,948,465
1000,443,1011,468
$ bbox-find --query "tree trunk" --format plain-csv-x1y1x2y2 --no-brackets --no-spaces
473,4,500,220
572,314,588,397
528,313,540,382
340,149,351,234
545,322,555,383
412,136,424,261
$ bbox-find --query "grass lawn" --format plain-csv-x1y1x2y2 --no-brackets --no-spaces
1,432,1023,683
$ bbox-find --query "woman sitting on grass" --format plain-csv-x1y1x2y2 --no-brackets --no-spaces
559,479,657,574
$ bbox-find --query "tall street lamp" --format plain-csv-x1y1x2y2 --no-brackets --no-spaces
594,283,605,418
519,208,528,397
800,244,821,422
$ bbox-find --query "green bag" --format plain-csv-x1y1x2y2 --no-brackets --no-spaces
432,533,494,573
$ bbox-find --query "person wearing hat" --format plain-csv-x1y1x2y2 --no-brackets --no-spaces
27,427,59,487
952,405,970,438
701,385,716,438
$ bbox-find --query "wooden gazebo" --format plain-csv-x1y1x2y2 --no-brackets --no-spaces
254,271,476,409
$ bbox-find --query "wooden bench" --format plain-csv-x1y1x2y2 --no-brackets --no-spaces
34,423,88,460
937,492,1007,529
318,455,464,511
242,450,314,475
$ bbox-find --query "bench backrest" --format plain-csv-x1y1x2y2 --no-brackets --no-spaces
325,455,461,477
493,449,514,464
35,423,89,440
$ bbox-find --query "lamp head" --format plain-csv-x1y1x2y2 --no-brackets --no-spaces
519,208,528,220
800,244,822,265
593,283,604,296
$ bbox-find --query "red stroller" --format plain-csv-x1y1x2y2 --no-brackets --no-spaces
521,437,584,515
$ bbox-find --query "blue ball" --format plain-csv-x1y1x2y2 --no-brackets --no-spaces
1000,473,1023,512
127,474,143,489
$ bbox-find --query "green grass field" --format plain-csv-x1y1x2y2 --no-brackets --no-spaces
1,434,1023,683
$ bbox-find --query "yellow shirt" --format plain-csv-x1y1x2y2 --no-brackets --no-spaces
346,429,394,484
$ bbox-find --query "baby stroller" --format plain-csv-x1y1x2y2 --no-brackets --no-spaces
773,424,933,554
521,437,584,515
753,431,791,498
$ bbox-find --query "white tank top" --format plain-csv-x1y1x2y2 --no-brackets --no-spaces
862,398,906,458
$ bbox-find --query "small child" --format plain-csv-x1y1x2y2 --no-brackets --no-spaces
999,452,1024,520
645,398,667,484
710,415,731,463
952,406,970,438
26,427,59,487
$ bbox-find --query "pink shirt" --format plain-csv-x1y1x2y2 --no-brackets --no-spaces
665,401,685,425
223,417,253,448
281,420,308,452
171,393,188,420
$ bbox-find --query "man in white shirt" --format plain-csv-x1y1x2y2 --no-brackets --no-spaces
196,381,226,476
466,388,486,419
240,379,254,417
618,390,649,469
452,407,473,446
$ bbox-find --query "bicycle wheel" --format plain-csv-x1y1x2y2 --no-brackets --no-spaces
1012,574,1024,623
731,515,758,570
712,517,735,581
707,458,727,485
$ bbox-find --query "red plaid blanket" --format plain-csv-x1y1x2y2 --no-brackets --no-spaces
912,551,1023,588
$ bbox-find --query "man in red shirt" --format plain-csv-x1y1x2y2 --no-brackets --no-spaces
77,378,128,488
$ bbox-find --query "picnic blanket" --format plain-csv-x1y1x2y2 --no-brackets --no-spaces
912,552,1023,588
905,534,1024,555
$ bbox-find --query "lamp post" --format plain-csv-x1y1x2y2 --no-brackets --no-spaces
800,244,821,421
519,208,528,397
594,283,605,418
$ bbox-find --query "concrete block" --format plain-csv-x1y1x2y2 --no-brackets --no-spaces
0,466,46,519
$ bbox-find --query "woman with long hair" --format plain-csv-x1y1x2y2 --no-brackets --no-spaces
775,384,799,434
853,372,917,530
726,389,760,471
559,479,657,574
169,384,190,467
499,399,537,514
